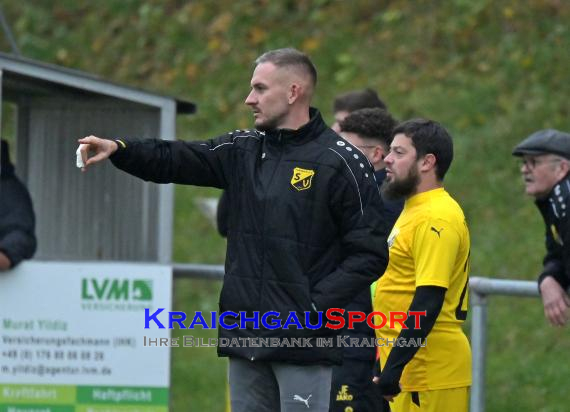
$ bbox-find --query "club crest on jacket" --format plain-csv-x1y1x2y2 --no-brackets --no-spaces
291,167,315,191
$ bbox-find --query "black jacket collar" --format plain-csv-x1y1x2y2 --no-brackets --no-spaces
263,107,327,146
535,173,570,215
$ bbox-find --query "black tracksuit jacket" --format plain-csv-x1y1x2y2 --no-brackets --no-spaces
110,108,389,365
0,140,37,268
537,174,570,290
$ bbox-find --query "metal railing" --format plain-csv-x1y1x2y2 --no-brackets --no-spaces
468,276,538,412
173,263,225,280
172,264,540,412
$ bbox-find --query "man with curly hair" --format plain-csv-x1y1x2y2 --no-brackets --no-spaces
329,108,403,412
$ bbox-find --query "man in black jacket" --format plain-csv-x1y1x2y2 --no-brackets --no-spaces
339,108,403,226
78,48,388,412
218,88,389,238
513,129,570,327
0,139,37,270
329,108,402,412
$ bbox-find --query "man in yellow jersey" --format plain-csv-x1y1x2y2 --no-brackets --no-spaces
373,119,471,411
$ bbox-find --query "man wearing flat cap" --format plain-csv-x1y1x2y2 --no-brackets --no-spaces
513,129,570,326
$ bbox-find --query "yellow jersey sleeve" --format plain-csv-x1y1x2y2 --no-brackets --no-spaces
412,218,460,288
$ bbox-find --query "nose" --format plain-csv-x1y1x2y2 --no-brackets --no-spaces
245,90,256,106
384,152,394,165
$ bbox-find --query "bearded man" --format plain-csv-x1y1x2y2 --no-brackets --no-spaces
373,119,471,412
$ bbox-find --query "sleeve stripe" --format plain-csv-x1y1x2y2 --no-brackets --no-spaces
206,133,260,151
208,142,234,151
115,139,127,149
328,147,363,215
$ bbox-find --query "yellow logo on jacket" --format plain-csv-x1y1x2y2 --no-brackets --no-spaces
336,385,354,401
551,224,563,245
291,167,315,191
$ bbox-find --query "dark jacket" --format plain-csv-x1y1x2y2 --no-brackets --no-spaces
0,140,37,268
216,190,229,237
110,108,389,364
375,168,405,229
341,169,403,361
536,174,570,290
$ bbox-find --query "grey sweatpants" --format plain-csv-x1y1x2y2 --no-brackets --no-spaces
229,357,333,412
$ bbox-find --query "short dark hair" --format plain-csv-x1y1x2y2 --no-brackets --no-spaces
333,88,387,113
339,108,397,149
393,119,454,181
255,48,317,87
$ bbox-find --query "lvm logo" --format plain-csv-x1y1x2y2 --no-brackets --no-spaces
81,278,153,311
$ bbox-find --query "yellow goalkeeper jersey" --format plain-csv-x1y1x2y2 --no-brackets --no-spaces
374,187,471,391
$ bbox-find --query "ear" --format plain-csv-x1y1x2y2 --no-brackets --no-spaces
372,146,385,165
557,159,570,179
419,153,437,173
288,83,302,104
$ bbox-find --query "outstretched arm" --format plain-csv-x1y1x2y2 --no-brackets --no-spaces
77,136,119,172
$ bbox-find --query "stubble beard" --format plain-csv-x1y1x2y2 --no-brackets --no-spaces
253,110,288,132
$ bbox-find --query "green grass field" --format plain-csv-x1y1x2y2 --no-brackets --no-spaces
2,1,570,410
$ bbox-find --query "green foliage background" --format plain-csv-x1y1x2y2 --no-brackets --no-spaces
2,1,569,411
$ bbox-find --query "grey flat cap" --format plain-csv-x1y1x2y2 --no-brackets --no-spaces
512,129,570,158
